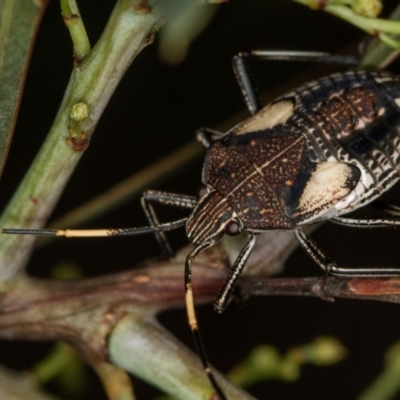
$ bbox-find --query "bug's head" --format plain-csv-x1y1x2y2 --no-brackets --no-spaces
186,185,242,246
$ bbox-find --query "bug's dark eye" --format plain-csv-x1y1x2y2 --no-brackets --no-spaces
225,220,241,236
197,185,208,200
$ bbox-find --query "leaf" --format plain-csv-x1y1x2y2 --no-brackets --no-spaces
0,0,48,179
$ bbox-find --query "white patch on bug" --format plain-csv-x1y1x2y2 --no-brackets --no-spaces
291,162,357,223
336,168,376,213
354,118,368,130
395,98,400,108
232,100,294,135
335,189,358,213
377,107,385,116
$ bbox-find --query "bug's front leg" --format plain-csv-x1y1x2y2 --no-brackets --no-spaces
141,190,197,257
214,234,257,313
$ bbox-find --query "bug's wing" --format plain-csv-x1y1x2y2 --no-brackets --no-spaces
230,100,295,136
287,161,360,224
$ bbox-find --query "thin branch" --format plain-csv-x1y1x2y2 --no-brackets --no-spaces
294,0,400,50
0,0,164,283
1,235,400,398
241,275,400,304
0,255,252,399
60,0,91,63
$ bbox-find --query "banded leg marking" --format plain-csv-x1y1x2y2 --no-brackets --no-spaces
185,241,228,400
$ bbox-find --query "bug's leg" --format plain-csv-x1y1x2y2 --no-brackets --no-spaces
294,227,336,273
249,50,360,65
141,190,197,257
232,52,261,115
185,241,228,400
296,225,400,276
196,127,224,148
331,215,400,228
214,234,257,314
233,49,360,116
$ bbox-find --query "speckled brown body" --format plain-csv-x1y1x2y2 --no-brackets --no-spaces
187,70,400,245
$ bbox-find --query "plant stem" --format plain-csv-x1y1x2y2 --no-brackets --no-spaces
293,1,400,49
94,363,136,400
109,313,256,400
325,4,400,36
0,0,163,284
60,0,91,63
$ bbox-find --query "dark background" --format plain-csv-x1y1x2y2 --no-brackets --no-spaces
1,0,400,399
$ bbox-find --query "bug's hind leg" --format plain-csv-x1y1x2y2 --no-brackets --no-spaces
141,190,197,257
295,225,400,277
233,50,360,116
294,227,336,274
331,215,400,229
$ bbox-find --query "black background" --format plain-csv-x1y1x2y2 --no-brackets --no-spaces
1,1,400,399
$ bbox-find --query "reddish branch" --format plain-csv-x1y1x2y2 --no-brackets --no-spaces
0,241,399,365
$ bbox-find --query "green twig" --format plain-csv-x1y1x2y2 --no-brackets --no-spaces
60,0,91,62
109,314,256,400
31,342,88,397
227,336,347,388
294,1,400,50
325,4,400,36
0,1,163,284
94,363,136,400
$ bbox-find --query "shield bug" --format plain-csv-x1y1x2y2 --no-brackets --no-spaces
3,50,400,399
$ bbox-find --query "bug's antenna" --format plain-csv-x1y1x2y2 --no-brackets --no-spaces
185,241,227,400
0,218,187,238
